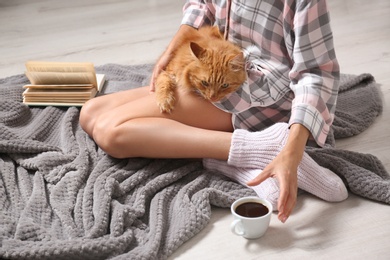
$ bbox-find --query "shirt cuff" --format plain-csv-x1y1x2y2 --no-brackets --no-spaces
289,103,331,147
181,2,213,28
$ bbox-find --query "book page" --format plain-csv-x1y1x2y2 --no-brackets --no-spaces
25,61,98,88
26,71,98,88
23,88,95,98
24,97,89,102
23,84,94,89
22,101,85,107
25,61,95,73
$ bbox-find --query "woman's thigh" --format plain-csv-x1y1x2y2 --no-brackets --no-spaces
82,86,234,133
81,86,151,118
80,86,151,127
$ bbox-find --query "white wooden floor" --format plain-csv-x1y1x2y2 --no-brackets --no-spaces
1,0,389,259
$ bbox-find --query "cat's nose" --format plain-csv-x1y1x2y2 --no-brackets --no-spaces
209,96,219,102
206,91,219,102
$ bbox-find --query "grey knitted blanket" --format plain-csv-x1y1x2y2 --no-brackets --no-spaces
0,64,388,260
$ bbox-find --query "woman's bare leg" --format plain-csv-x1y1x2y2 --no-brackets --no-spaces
80,86,154,136
79,86,233,159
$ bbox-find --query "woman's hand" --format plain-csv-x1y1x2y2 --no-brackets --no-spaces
247,148,299,223
149,52,172,93
149,24,197,93
247,124,310,223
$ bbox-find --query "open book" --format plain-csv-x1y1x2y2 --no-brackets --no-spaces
22,61,105,107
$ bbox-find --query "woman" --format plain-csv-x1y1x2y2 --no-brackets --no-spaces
80,0,348,223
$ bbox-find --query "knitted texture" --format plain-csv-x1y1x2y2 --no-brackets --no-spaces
203,159,280,210
208,123,348,204
0,64,254,260
306,147,390,204
333,73,383,138
228,123,288,167
0,64,388,259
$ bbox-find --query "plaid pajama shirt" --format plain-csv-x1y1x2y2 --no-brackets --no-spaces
182,0,340,147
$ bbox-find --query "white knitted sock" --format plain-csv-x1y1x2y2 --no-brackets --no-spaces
203,158,279,211
227,122,348,202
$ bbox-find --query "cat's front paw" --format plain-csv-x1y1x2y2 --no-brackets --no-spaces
157,96,176,113
155,71,177,113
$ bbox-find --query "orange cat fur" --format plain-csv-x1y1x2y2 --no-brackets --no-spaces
155,26,247,113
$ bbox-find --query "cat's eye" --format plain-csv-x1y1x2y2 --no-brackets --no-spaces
222,83,230,88
201,80,209,87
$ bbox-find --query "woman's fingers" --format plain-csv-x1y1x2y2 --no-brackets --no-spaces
149,65,162,92
247,166,298,223
276,171,297,223
246,170,269,186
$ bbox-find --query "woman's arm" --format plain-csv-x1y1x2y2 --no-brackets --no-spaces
149,25,197,92
150,0,214,92
288,0,340,146
247,123,310,223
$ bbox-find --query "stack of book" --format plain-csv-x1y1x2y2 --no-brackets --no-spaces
23,61,105,106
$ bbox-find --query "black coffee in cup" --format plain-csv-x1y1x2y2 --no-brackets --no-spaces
235,202,269,218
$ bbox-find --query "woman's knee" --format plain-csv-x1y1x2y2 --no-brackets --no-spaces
79,99,98,135
92,117,138,159
92,116,116,156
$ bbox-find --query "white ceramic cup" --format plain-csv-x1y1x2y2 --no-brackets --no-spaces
230,196,273,239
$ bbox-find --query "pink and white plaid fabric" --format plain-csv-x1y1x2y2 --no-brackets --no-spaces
182,0,340,147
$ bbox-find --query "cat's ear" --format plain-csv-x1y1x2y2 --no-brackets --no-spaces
190,42,206,60
209,26,223,39
229,53,245,71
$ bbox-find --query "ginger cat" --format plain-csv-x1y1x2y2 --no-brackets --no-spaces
155,26,247,113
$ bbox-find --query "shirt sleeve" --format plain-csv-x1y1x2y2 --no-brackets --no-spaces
287,0,340,147
181,0,215,28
